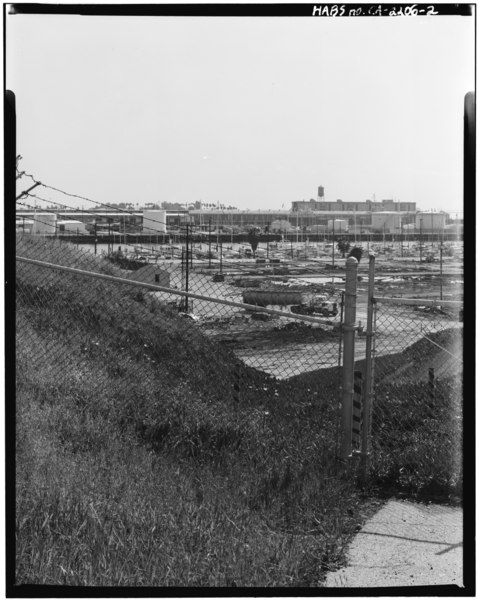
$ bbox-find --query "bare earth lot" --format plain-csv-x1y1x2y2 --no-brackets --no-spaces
149,261,462,379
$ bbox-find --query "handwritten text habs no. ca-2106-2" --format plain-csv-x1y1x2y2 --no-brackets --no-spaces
311,5,439,17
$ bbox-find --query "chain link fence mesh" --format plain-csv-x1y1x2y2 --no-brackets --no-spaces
368,298,463,498
16,233,348,470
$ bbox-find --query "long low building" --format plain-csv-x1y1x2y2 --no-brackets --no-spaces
16,206,451,235
291,198,416,212
186,209,417,231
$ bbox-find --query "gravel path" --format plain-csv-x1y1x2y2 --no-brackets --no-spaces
326,500,463,588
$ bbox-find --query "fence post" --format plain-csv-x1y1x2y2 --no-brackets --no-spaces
340,256,358,460
428,367,435,402
360,253,376,480
185,224,189,313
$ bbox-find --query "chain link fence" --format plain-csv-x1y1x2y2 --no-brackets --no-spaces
16,233,463,494
16,233,348,465
368,296,463,498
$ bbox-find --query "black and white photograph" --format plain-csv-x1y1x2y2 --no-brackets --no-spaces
6,2,474,594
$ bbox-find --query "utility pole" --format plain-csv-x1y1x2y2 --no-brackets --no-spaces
332,219,335,267
419,219,423,263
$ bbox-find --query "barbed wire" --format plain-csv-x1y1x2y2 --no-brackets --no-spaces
16,171,192,233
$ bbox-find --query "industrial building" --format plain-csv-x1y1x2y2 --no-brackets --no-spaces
142,210,167,234
291,198,416,213
414,212,448,233
57,220,88,235
16,196,454,237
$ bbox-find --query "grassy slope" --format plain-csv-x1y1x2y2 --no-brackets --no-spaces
16,238,367,587
290,329,463,500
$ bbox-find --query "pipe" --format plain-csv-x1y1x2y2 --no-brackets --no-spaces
340,256,358,460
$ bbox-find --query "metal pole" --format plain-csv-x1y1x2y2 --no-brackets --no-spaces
335,291,345,458
185,224,189,312
94,223,97,255
220,240,223,274
181,247,184,286
332,220,335,267
360,253,376,480
340,256,359,460
17,255,337,325
439,244,443,301
420,219,423,262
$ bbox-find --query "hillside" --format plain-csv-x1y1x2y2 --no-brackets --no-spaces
15,237,366,587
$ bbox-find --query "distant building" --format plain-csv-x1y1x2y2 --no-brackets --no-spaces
31,212,57,234
415,212,448,233
126,265,171,287
291,199,416,212
16,218,34,233
371,212,402,233
142,210,167,234
327,219,348,232
57,220,88,234
270,219,293,232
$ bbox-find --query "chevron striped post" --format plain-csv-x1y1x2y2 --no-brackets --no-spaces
352,371,363,449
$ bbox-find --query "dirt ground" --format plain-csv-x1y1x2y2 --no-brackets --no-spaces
325,499,463,588
149,260,462,379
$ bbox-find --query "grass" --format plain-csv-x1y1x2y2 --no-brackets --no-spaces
289,329,463,503
370,376,462,500
15,236,367,587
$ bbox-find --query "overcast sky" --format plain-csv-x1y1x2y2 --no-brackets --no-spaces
8,10,474,215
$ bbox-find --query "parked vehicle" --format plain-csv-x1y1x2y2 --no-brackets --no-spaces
242,289,338,317
291,300,338,317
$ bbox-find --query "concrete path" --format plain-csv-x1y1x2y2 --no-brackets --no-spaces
326,500,463,588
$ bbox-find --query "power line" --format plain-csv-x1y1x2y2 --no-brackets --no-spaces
18,172,177,232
